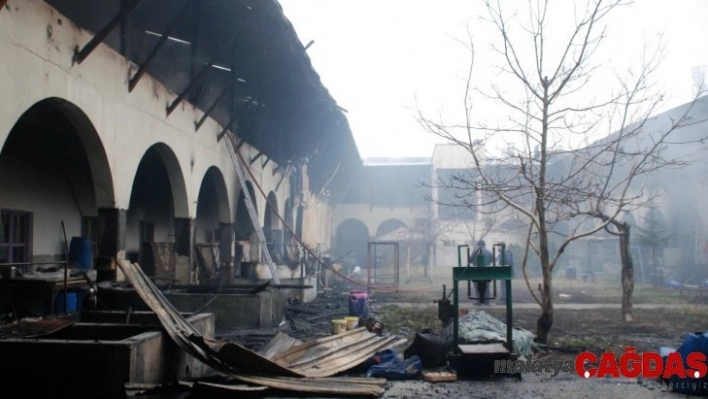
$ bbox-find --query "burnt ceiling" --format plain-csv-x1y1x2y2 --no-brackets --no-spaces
44,0,361,198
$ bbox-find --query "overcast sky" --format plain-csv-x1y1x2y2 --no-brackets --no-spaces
279,0,708,159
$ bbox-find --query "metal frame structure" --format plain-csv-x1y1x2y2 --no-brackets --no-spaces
366,241,400,292
451,242,514,354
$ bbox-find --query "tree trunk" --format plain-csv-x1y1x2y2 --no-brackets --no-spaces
536,236,554,343
617,222,634,322
536,262,554,343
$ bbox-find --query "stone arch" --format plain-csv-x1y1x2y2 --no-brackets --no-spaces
194,166,232,278
0,98,114,261
195,166,231,242
126,143,189,274
335,218,370,268
375,218,408,239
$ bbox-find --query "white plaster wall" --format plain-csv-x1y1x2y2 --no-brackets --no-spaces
0,162,89,257
301,193,332,253
0,0,307,258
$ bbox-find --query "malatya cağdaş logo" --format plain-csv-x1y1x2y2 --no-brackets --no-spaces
575,347,707,379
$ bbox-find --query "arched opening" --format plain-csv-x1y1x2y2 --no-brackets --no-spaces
375,219,407,239
0,98,114,265
335,219,369,270
126,143,188,278
196,166,231,242
195,166,231,283
263,191,283,263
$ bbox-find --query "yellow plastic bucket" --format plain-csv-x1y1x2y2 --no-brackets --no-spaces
332,319,346,334
345,316,359,330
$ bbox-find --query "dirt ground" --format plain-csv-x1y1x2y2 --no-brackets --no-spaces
341,276,708,399
167,276,708,399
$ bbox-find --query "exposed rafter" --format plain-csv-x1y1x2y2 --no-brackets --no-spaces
73,0,142,65
129,0,191,92
250,151,263,166
195,85,231,131
166,32,243,116
216,100,253,142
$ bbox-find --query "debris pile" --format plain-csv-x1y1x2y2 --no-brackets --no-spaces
441,310,539,359
218,291,356,350
117,260,403,397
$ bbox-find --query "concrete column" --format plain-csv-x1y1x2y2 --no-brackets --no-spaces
174,218,192,257
219,222,233,284
96,208,126,282
219,223,233,266
97,208,126,260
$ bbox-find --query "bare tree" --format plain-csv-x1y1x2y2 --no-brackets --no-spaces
418,0,705,342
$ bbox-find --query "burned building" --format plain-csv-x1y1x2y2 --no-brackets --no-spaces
0,0,359,310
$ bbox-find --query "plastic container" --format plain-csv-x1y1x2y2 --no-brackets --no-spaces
332,319,346,334
345,316,359,330
55,292,77,313
69,236,93,270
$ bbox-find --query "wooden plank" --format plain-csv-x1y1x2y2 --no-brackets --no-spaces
458,343,509,355
422,371,457,383
189,381,268,392
232,374,386,397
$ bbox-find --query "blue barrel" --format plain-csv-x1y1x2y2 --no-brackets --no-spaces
69,236,93,270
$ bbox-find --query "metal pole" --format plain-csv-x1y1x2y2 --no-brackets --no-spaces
453,278,459,346
61,221,70,314
367,242,372,295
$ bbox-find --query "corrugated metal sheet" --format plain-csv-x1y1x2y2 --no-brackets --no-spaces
270,328,407,378
117,259,402,397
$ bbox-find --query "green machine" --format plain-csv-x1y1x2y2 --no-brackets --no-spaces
437,242,518,376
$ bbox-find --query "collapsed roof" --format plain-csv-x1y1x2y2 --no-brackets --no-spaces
45,0,361,198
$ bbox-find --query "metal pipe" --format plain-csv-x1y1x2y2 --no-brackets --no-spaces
0,261,67,266
61,221,70,314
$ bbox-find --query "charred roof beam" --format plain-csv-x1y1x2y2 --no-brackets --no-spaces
73,0,142,65
216,99,254,142
166,31,244,116
250,151,263,166
128,0,191,92
195,85,231,131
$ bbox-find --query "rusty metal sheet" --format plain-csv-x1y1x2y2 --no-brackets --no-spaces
0,314,78,339
259,331,303,360
271,328,407,378
117,259,398,396
117,259,302,377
